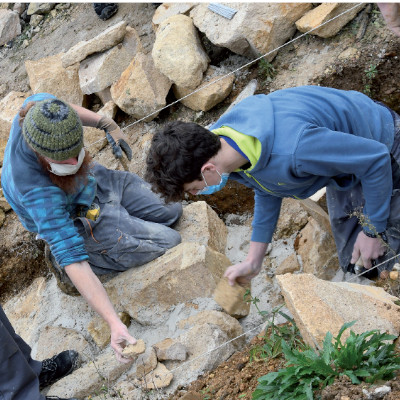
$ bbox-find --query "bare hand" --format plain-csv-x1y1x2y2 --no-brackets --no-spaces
110,321,137,363
350,231,386,270
224,260,262,286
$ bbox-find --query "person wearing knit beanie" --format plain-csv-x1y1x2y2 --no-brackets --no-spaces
1,92,183,373
22,99,83,161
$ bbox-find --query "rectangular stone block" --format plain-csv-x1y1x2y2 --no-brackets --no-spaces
213,277,250,318
175,201,228,254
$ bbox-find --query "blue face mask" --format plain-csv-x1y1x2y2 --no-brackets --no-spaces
196,170,230,195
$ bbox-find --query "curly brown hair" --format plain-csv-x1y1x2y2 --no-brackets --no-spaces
145,121,221,202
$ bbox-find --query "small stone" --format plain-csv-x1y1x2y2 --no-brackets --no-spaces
390,270,399,280
122,339,146,358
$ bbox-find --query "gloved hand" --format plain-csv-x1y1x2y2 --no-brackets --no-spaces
350,231,387,270
96,116,132,161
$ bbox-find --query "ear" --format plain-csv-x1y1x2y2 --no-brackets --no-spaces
201,162,216,174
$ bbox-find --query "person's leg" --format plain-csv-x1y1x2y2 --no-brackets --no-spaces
75,205,181,274
74,164,182,274
0,305,44,400
93,163,182,226
326,184,364,274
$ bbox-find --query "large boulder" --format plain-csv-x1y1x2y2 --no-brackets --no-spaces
61,21,127,68
190,3,312,60
277,273,400,349
27,2,55,15
104,242,230,324
110,52,171,121
0,9,20,46
173,65,234,112
25,54,83,105
79,26,143,95
152,14,209,90
296,3,366,38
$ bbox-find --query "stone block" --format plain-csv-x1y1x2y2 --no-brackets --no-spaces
213,277,250,318
25,54,83,105
62,21,127,68
153,338,188,361
122,339,146,358
104,242,231,324
277,273,400,349
296,3,365,38
0,9,20,46
175,201,228,254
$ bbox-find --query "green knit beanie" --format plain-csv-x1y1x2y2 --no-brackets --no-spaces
22,98,83,161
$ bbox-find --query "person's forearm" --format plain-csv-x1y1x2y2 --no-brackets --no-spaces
65,261,121,327
70,104,102,127
246,241,269,265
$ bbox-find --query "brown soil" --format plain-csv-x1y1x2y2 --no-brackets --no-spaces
167,323,400,400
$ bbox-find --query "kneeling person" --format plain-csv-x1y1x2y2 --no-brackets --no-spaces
1,93,182,362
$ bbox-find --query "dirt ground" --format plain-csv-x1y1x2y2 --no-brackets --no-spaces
2,3,400,399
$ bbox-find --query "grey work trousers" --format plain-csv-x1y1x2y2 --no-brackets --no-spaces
74,163,183,274
327,110,400,274
0,305,44,400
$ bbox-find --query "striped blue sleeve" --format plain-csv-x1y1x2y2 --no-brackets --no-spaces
21,186,89,267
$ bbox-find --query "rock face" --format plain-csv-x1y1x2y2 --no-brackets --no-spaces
25,54,83,105
110,52,171,121
79,26,143,95
152,14,209,90
0,9,21,46
277,273,400,349
190,3,312,60
61,21,127,68
296,3,366,38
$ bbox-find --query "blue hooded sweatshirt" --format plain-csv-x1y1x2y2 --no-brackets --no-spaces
210,86,395,243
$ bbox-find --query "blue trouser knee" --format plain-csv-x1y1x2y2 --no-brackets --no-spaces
0,305,43,400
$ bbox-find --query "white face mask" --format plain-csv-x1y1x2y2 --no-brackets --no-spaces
48,148,85,176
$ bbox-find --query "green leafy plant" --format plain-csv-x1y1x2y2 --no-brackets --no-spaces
258,57,277,82
245,292,305,361
363,64,378,95
252,320,400,400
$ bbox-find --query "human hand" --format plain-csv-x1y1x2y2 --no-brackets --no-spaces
110,321,137,363
96,116,132,161
350,231,387,270
224,259,262,286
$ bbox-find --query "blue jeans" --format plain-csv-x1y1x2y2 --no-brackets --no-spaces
327,110,400,273
0,306,44,400
74,163,182,274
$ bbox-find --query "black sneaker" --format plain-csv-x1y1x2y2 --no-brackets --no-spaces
45,245,80,296
93,3,118,20
46,397,80,400
39,350,80,389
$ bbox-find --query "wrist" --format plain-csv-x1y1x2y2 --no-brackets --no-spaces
362,230,387,242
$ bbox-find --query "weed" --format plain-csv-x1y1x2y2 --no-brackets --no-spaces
363,64,378,95
244,292,305,362
258,57,276,82
252,320,400,400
